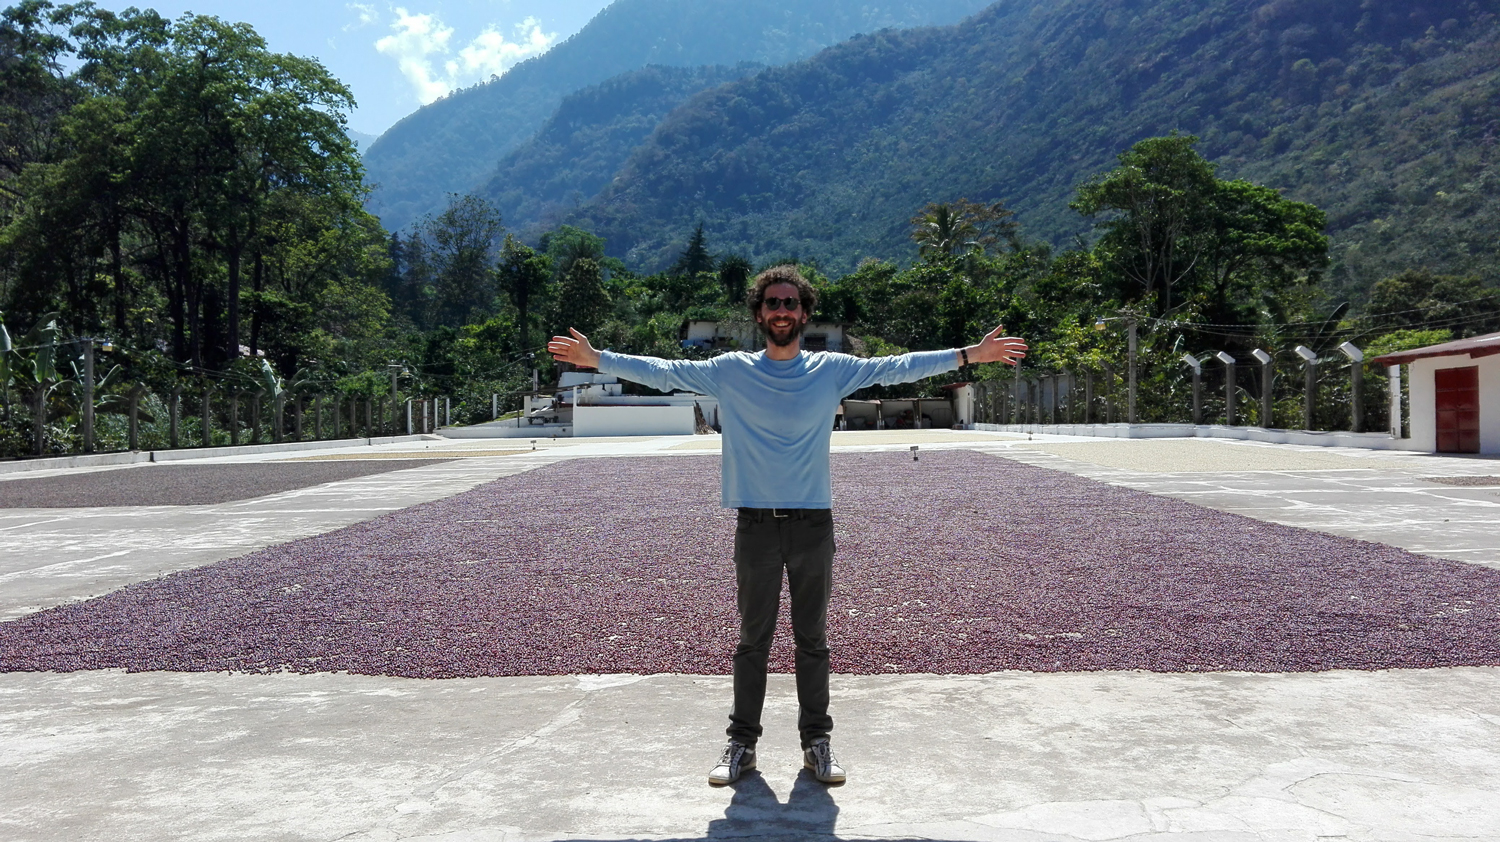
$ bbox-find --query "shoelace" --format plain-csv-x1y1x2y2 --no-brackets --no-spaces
720,744,744,767
808,741,834,769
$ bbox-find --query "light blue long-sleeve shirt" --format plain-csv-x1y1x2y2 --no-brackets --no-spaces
597,348,958,508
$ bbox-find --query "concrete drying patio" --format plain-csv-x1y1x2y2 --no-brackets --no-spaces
1,431,1499,841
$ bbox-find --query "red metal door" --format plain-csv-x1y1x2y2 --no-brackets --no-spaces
1435,366,1480,453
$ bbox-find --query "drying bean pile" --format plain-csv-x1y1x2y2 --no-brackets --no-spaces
0,460,452,508
3,451,1498,676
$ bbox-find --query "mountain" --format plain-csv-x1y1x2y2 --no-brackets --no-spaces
348,130,377,153
480,64,762,238
359,0,995,230
558,0,1497,296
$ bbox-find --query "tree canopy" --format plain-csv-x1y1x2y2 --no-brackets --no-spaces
1,1,380,378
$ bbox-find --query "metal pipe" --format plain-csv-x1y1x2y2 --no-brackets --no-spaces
82,342,95,453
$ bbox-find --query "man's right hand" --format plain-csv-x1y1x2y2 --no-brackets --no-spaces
547,328,602,369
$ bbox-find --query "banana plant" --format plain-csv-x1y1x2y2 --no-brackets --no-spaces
6,314,62,405
0,319,11,417
3,315,155,450
257,358,286,399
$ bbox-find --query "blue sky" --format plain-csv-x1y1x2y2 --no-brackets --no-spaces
81,1,615,138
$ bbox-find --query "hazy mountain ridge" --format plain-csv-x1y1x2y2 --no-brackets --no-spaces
480,64,762,239
554,0,1496,292
361,0,995,230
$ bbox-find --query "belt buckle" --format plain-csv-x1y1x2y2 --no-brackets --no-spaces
772,508,790,519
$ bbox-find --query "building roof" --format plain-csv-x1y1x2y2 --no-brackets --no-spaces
1370,331,1500,366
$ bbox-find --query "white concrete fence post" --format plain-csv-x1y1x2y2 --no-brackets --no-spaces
1339,342,1364,433
1215,352,1236,426
1252,349,1274,428
1183,354,1202,425
1295,346,1319,430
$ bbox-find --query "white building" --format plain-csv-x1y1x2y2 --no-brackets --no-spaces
680,319,849,353
1373,331,1500,454
445,371,718,439
839,392,962,431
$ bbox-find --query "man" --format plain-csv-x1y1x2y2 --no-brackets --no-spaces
548,265,1027,786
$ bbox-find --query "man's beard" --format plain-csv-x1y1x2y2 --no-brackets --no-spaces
760,317,805,348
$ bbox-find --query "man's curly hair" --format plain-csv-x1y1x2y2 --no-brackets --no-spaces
746,265,818,317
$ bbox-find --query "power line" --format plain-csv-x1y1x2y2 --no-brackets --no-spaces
1143,290,1500,331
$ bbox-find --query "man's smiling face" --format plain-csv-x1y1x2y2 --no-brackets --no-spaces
756,281,809,348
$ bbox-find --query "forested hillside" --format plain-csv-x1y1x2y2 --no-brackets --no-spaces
562,0,1498,299
361,0,993,231
480,64,761,239
5,0,1496,460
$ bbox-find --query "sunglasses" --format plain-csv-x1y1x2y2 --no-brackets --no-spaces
761,296,802,312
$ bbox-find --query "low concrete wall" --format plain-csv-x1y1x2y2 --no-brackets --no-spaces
0,435,441,475
973,422,1426,451
573,405,695,437
440,423,573,439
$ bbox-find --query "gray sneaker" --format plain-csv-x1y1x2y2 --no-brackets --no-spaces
803,738,846,784
708,740,756,786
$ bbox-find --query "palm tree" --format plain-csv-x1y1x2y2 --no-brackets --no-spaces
909,199,1016,263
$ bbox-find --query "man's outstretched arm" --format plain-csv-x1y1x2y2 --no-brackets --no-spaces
838,324,1029,394
548,328,719,397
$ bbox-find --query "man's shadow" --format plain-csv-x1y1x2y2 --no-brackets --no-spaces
704,768,840,839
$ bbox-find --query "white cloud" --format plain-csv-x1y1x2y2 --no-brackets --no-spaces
345,3,378,30
376,9,555,105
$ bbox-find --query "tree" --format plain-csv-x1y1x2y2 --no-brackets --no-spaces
540,224,606,280
1071,134,1218,315
497,234,551,351
0,4,372,374
419,193,504,329
909,199,1018,264
718,254,752,305
0,0,77,211
1073,134,1326,323
553,256,610,339
672,222,715,277
1366,271,1500,338
1198,178,1327,326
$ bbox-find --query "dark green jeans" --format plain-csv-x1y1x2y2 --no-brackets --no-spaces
727,508,835,749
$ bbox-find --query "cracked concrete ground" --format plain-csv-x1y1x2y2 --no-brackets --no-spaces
5,669,1498,841
3,431,1500,841
989,438,1500,569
